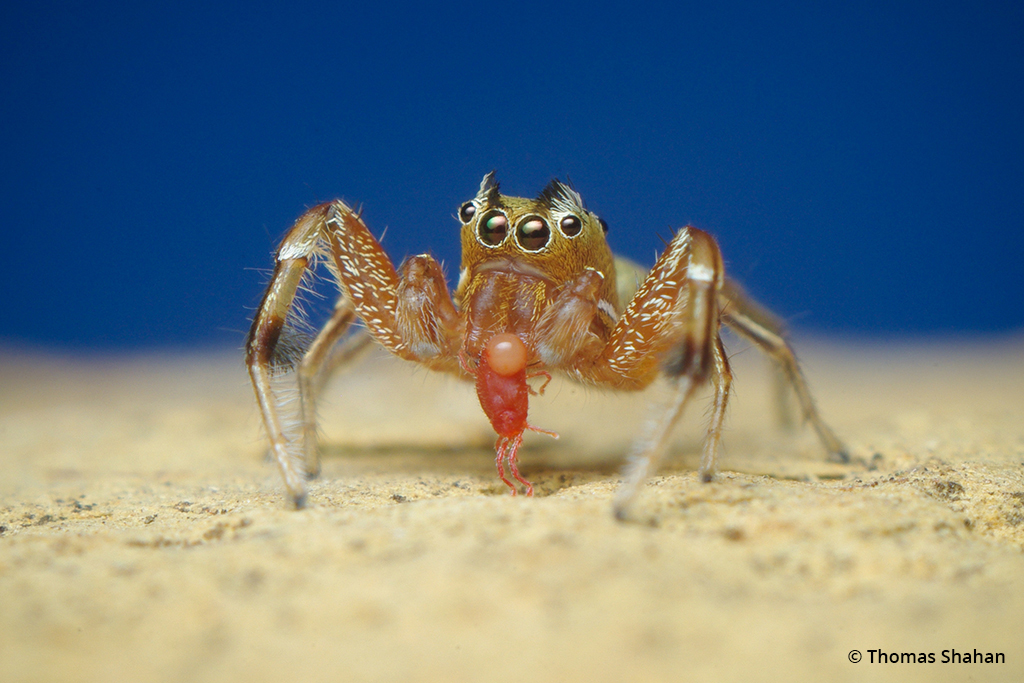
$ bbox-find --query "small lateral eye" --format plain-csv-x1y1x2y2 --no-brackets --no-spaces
478,210,508,246
559,215,582,237
459,202,477,223
516,216,550,251
598,217,609,234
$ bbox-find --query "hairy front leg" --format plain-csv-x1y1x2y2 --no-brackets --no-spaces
580,227,729,518
247,237,324,505
613,333,730,521
247,201,462,508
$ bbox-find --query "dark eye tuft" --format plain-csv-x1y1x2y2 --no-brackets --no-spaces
516,216,551,251
478,210,508,245
559,215,582,237
459,202,477,223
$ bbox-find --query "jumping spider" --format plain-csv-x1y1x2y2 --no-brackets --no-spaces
246,173,847,516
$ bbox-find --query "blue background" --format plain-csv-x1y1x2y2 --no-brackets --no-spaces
2,1,1022,350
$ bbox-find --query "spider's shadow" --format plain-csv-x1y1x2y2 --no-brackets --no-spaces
316,438,706,497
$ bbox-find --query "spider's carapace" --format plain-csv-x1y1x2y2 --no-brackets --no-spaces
246,172,847,515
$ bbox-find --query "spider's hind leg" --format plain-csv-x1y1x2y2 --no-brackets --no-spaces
719,281,848,463
296,298,374,479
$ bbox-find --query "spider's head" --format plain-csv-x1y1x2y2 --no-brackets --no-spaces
455,172,617,303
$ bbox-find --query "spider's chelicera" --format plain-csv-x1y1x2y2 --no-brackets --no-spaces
246,172,847,516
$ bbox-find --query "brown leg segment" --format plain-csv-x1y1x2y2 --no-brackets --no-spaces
395,255,462,367
295,299,364,479
247,201,464,507
246,202,354,507
533,268,608,368
608,227,727,518
699,334,733,482
246,256,317,507
720,287,848,462
613,372,702,519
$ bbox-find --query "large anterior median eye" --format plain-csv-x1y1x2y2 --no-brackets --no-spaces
516,216,550,251
477,210,508,246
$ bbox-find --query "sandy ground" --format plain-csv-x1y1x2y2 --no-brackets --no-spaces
1,336,1022,682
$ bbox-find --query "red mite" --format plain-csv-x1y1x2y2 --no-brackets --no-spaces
471,332,558,496
246,172,847,513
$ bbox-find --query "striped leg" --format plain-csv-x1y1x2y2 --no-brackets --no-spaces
246,201,460,507
596,227,728,518
247,254,316,506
